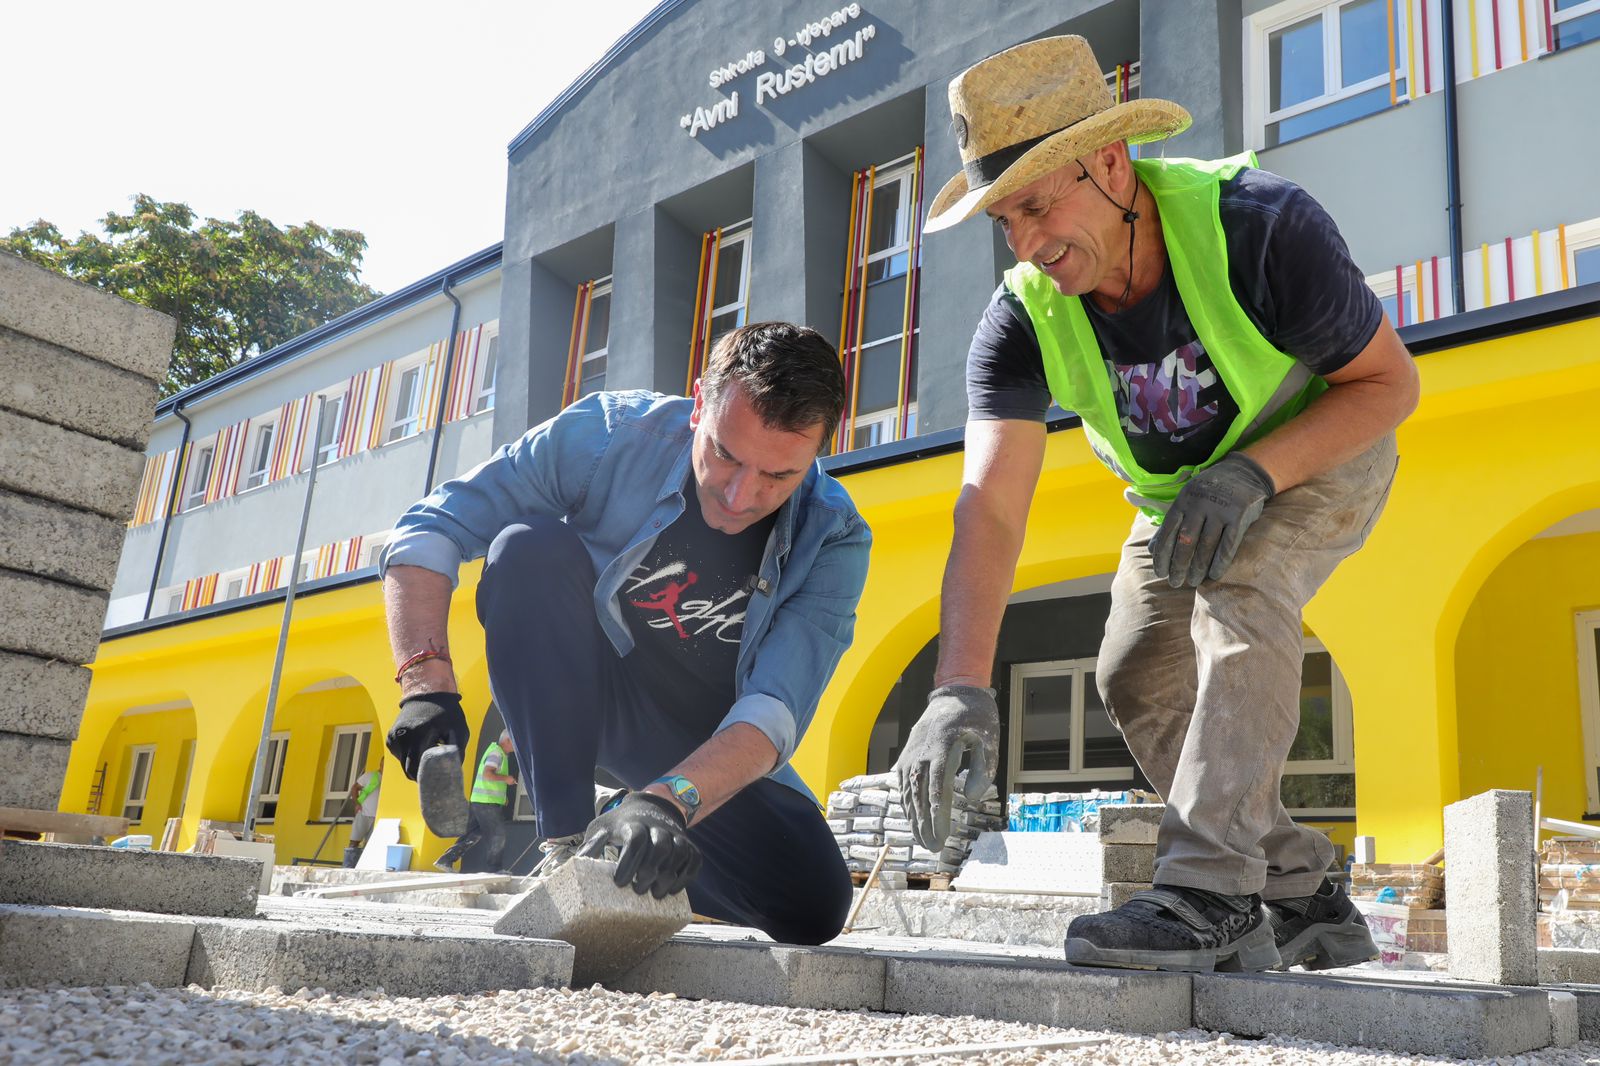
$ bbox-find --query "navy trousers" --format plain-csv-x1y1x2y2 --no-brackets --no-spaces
477,515,852,946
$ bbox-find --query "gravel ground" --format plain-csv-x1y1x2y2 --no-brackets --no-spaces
0,982,1596,1066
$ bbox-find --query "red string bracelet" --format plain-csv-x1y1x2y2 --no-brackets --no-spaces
395,649,451,683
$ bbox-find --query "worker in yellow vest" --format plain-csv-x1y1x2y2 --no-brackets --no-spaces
897,35,1418,974
435,730,517,873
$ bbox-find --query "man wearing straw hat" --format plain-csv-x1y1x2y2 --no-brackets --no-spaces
895,36,1419,973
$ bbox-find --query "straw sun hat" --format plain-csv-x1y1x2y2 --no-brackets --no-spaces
925,35,1191,233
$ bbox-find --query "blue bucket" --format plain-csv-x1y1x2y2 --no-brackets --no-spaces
385,844,413,872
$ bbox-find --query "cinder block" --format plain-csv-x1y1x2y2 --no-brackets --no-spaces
0,252,175,382
0,732,69,809
0,650,91,740
612,939,885,1010
1194,971,1552,1058
0,904,195,988
493,857,689,985
1550,990,1580,1048
1100,882,1153,910
1100,804,1164,845
0,327,161,448
0,568,108,663
1101,843,1157,884
1445,789,1538,984
0,841,261,919
1545,984,1600,1041
1540,947,1600,984
0,491,126,590
0,408,147,521
187,918,572,996
885,955,1191,1033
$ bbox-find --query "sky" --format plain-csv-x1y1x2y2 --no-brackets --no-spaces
0,1,663,295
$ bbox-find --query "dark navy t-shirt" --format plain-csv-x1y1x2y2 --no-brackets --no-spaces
966,167,1384,474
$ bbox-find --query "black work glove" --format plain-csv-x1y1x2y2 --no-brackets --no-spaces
577,790,703,899
385,692,468,781
1149,453,1276,589
896,685,1001,852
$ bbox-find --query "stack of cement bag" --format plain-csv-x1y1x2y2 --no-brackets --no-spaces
826,771,1005,887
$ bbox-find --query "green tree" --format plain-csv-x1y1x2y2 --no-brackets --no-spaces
4,195,380,395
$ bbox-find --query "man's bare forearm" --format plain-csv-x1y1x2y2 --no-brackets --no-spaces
933,489,1029,687
383,564,459,697
643,722,778,824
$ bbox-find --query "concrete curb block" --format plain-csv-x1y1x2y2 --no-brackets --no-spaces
0,327,161,448
1101,843,1156,884
0,253,176,382
0,905,195,988
1445,789,1538,985
0,568,108,664
0,407,146,522
612,939,886,1011
0,651,91,741
1540,947,1600,984
0,842,261,918
0,490,127,591
1550,989,1580,1048
0,733,70,810
1100,805,1164,845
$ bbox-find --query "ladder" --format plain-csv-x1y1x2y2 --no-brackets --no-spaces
86,763,107,816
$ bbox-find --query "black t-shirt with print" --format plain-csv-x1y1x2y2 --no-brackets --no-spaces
621,481,775,731
966,166,1384,474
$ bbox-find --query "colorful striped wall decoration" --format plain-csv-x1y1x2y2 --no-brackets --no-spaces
416,341,449,433
1467,0,1482,76
562,282,597,408
1558,225,1570,289
343,535,365,572
181,573,219,611
1504,236,1517,301
1544,0,1556,52
836,163,875,453
130,450,177,526
894,147,925,439
201,419,252,506
1420,0,1434,92
686,228,724,394
1394,266,1407,326
1490,0,1504,70
1387,0,1400,105
1517,0,1529,60
336,371,368,458
442,326,484,423
359,362,396,450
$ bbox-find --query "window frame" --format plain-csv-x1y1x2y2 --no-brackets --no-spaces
1282,638,1358,817
864,156,919,283
849,401,918,451
361,533,391,570
384,355,427,444
239,416,279,492
121,744,157,823
1576,610,1600,812
1553,0,1600,43
704,223,754,347
1246,0,1409,150
255,732,290,823
1564,218,1600,288
163,588,185,616
182,442,216,512
1007,657,1137,786
577,277,613,398
307,388,348,468
473,325,501,415
321,725,373,821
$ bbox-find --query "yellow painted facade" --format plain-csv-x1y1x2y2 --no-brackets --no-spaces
66,315,1600,868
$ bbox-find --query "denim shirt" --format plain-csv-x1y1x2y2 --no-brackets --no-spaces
380,390,872,801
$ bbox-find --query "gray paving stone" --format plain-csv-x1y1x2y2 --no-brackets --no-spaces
847,886,1097,947
0,841,260,918
1099,882,1153,910
0,568,108,663
1545,984,1600,1041
0,327,161,448
0,252,175,382
1541,948,1600,983
886,955,1191,1033
1551,990,1580,1048
1193,971,1552,1058
613,938,885,1009
494,857,690,986
0,491,126,590
0,904,195,988
0,732,69,810
1445,789,1538,984
1101,843,1156,884
0,407,147,521
0,650,90,740
1099,804,1164,845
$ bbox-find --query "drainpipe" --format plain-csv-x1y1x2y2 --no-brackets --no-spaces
423,276,464,496
143,400,193,620
1440,0,1466,315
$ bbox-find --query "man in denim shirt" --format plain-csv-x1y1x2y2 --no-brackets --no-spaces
379,323,870,944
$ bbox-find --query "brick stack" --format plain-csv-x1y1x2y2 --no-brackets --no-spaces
1541,836,1600,912
827,771,1004,887
0,254,174,812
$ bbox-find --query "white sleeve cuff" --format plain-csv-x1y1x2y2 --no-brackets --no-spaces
717,693,798,766
378,530,464,588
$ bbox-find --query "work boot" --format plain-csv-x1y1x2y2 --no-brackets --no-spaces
531,832,584,878
433,859,455,873
417,745,470,838
1065,886,1282,972
1266,879,1379,970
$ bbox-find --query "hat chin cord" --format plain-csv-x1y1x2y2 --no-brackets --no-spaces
1076,163,1140,311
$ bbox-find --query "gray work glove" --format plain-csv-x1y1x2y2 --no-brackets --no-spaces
386,692,468,781
896,685,1000,852
577,791,703,898
1149,453,1276,589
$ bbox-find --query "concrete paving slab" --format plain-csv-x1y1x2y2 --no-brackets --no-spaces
0,732,69,810
1541,947,1600,983
1544,984,1600,1041
0,651,91,741
1101,843,1156,884
0,841,260,918
1193,970,1553,1058
0,568,109,664
0,904,194,988
187,918,573,996
885,955,1192,1034
846,886,1097,947
0,407,147,521
0,490,126,590
0,327,161,448
1099,804,1164,845
612,938,886,1010
1446,788,1538,984
0,252,176,382
1550,989,1580,1047
494,857,690,986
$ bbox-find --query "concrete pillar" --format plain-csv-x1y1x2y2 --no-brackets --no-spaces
1140,0,1242,158
608,207,701,396
1445,789,1538,985
748,140,852,345
492,256,576,451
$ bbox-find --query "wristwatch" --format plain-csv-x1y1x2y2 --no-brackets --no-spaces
650,774,703,824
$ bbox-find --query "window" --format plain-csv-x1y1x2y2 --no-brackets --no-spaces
240,419,277,491
473,329,500,414
310,391,347,467
579,281,611,398
850,402,918,451
172,738,196,821
322,725,373,819
182,444,215,511
1007,658,1134,785
1282,641,1357,816
865,164,916,283
1553,0,1600,49
222,575,245,602
255,733,289,822
386,360,425,443
362,534,390,569
1249,0,1408,149
704,226,752,353
121,745,156,822
164,590,184,616
512,780,536,822
1577,611,1600,811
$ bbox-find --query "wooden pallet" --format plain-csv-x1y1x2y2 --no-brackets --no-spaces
850,870,952,891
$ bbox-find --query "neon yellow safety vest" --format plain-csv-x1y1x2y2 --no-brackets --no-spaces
1004,152,1327,520
469,742,509,806
356,770,381,808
